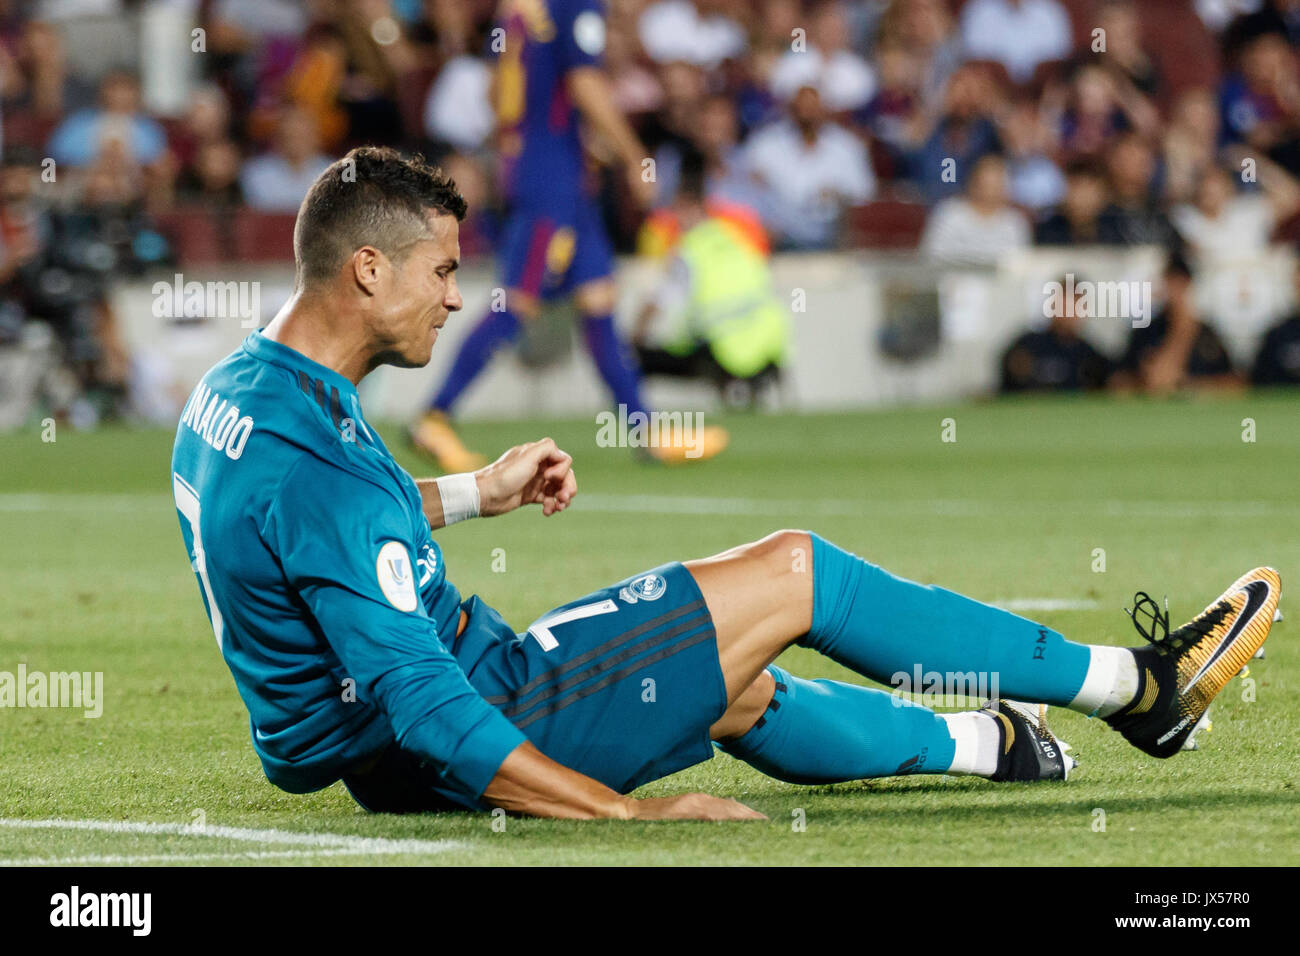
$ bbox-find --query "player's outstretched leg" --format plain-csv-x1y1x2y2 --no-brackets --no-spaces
574,279,728,464
575,280,647,422
711,664,1075,783
688,530,1279,773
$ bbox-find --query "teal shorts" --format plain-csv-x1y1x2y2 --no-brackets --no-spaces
344,563,728,812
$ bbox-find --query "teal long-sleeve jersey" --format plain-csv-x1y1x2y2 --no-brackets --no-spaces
170,331,526,798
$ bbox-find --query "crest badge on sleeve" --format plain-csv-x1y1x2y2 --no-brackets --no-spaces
619,572,667,604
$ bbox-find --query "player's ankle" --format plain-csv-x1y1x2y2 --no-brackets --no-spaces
1066,645,1140,718
939,710,1001,777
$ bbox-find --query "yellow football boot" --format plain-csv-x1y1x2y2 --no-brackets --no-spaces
409,411,488,473
645,424,729,464
1106,568,1280,757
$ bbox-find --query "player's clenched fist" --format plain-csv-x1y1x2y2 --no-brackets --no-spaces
475,437,578,517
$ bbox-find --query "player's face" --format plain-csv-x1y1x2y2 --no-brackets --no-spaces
377,213,463,368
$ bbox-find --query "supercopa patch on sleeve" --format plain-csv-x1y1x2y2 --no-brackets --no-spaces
376,541,419,612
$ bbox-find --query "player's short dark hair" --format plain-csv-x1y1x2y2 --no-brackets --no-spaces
293,146,467,287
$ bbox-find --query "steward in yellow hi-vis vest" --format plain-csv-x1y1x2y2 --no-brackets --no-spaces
633,151,790,403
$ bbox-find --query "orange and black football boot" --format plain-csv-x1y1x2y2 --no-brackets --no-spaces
1106,568,1280,757
642,424,730,464
409,410,488,473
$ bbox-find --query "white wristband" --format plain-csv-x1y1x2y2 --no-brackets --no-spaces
435,473,480,525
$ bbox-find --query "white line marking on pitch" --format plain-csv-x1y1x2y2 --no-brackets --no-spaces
0,493,170,513
0,818,463,864
1,849,415,866
574,494,1285,520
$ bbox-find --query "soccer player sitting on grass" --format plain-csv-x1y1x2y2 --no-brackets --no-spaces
171,149,1280,820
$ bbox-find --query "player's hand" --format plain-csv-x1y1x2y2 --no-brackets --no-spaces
622,793,767,821
475,437,577,518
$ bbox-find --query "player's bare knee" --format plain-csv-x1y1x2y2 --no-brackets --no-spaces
752,529,813,578
762,530,814,631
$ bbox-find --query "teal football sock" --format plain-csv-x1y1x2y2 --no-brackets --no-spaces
718,665,961,781
804,532,1093,708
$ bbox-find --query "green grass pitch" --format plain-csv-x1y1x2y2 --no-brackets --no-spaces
2,393,1297,865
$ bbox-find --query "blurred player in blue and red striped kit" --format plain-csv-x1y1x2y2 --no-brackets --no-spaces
410,0,727,471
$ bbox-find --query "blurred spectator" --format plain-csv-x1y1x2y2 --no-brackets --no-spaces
877,0,962,103
959,0,1073,85
24,0,124,23
907,62,1004,202
68,149,171,276
1046,62,1158,162
1035,158,1114,244
1163,88,1223,205
640,61,708,156
604,10,664,118
1098,132,1175,244
267,24,350,152
856,40,922,167
769,1,877,112
695,94,771,211
418,0,493,152
639,97,771,256
407,0,489,67
1252,260,1300,384
438,151,495,257
1000,275,1114,392
1000,99,1065,214
170,85,235,173
920,153,1030,265
240,107,332,212
740,84,875,248
1092,0,1160,97
46,71,167,169
0,143,161,422
1113,254,1241,395
639,0,747,69
246,4,416,152
0,18,94,123
1223,0,1300,47
208,0,310,48
748,0,804,89
1197,1,1267,35
0,146,49,339
1171,154,1300,263
651,93,763,211
1218,29,1300,174
177,140,245,208
206,0,313,124
329,2,417,147
423,53,492,152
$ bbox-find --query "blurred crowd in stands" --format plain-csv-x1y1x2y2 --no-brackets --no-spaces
4,0,1300,424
